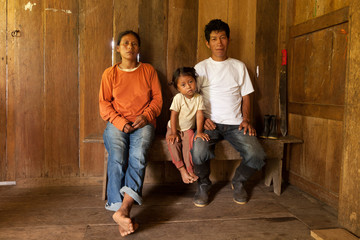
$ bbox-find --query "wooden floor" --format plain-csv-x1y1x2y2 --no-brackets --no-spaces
0,181,340,240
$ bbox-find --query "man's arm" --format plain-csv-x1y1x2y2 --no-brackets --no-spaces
239,94,256,136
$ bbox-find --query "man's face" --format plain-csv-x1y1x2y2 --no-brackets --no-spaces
206,30,229,61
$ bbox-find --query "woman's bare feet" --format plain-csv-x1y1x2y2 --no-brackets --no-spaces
112,193,137,237
117,222,139,237
113,209,136,236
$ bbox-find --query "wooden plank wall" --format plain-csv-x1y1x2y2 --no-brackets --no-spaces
2,0,200,185
5,0,81,185
3,0,275,184
79,0,113,179
7,0,46,181
0,0,7,181
339,0,360,236
255,0,279,132
44,1,79,178
286,1,349,209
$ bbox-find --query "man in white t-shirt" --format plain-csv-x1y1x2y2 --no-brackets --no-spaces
191,19,266,207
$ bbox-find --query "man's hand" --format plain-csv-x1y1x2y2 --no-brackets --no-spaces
239,119,256,136
123,123,135,133
132,115,148,129
204,118,216,130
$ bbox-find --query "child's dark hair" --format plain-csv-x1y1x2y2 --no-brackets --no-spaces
170,67,198,90
204,19,230,42
117,30,141,47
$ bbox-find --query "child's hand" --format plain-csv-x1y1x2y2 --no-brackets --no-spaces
194,132,210,141
166,134,180,144
178,167,197,184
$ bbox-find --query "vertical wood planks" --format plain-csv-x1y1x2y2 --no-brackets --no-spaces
44,0,79,177
79,0,113,177
339,0,360,236
0,0,7,180
167,0,198,83
254,0,279,132
113,0,140,64
287,5,349,208
7,0,45,179
228,0,257,72
197,0,228,62
139,0,168,135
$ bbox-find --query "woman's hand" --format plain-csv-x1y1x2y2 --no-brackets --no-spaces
166,133,180,144
132,115,148,129
123,123,135,133
194,132,210,141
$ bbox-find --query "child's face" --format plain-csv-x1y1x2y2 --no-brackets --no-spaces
176,75,197,99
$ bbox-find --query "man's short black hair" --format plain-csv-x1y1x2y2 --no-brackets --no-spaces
204,19,230,42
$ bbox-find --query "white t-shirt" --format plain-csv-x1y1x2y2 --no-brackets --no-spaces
168,93,206,131
195,57,254,125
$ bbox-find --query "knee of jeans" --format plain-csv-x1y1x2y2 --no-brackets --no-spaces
131,151,147,167
191,139,211,165
108,151,127,166
243,148,266,170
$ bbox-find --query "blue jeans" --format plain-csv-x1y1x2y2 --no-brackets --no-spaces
191,124,266,181
103,122,155,211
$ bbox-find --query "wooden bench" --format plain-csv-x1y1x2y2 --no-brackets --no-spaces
84,134,303,200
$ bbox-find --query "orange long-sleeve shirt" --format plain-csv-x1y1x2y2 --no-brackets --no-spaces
99,63,163,131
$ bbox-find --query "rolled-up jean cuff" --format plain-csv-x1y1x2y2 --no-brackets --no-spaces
105,201,122,212
120,186,143,205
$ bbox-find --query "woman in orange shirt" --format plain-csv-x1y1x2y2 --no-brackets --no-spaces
99,30,162,237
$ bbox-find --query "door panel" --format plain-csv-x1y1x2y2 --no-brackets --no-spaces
288,8,348,207
6,0,79,180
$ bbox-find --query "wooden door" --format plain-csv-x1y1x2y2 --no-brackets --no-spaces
287,7,348,208
4,0,79,182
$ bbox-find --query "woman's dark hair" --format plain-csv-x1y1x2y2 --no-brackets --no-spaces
170,67,198,90
204,19,230,42
117,30,141,47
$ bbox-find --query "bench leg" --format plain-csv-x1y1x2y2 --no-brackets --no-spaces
102,149,108,201
264,157,282,196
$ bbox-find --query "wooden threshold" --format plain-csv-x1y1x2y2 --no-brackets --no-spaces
311,228,359,240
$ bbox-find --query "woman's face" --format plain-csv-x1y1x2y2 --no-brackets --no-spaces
117,34,140,61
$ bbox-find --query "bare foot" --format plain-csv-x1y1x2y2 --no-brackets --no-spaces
118,222,139,237
113,209,136,236
179,167,194,184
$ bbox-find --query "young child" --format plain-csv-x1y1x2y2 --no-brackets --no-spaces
166,67,210,184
